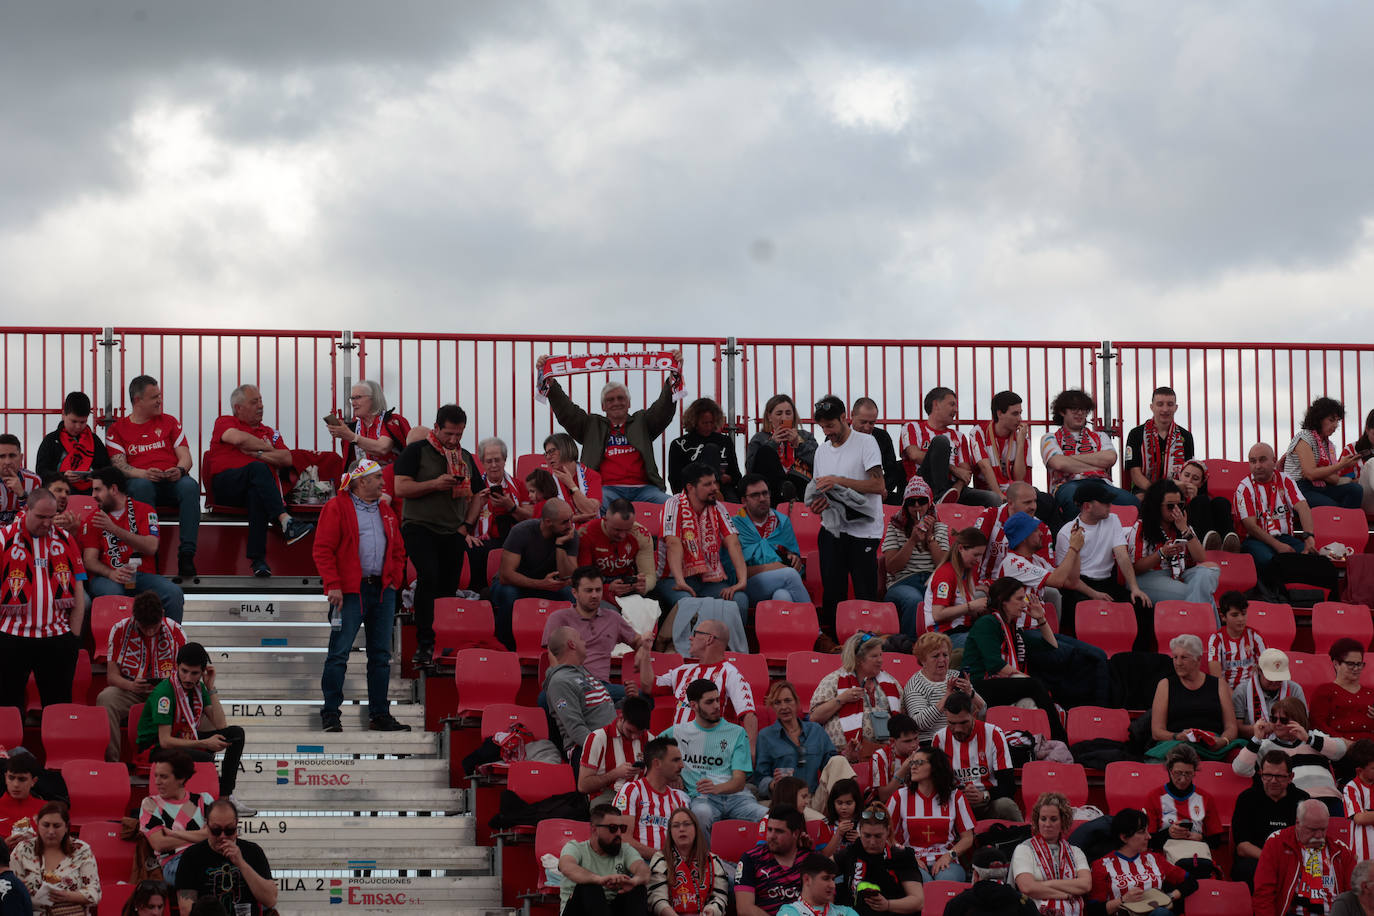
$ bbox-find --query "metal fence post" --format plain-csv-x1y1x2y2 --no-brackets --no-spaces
1100,340,1114,435
725,336,739,438
100,327,115,427
338,330,355,417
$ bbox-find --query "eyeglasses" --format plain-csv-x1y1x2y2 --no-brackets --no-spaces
208,825,237,837
348,394,367,400
1260,773,1292,781
860,809,890,823
692,629,716,641
1342,660,1368,670
911,758,931,767
597,824,627,834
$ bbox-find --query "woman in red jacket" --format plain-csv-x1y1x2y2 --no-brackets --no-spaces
312,459,410,733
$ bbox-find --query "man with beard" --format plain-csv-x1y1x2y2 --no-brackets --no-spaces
737,805,807,916
556,803,650,915
0,435,40,526
654,462,749,617
80,466,185,622
174,798,276,915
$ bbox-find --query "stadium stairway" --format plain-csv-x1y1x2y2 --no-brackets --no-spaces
177,585,511,915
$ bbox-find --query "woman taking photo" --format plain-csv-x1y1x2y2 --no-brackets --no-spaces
920,527,988,645
884,746,974,882
1089,808,1197,915
882,477,949,635
11,801,100,914
139,750,214,884
745,394,817,505
902,631,984,743
1147,634,1240,761
1283,397,1365,509
1011,791,1092,914
808,631,903,752
647,807,729,916
753,681,835,796
120,881,170,916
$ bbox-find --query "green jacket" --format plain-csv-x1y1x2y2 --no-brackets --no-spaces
545,377,678,491
961,614,1022,679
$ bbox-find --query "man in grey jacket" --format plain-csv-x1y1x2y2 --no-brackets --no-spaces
544,625,617,762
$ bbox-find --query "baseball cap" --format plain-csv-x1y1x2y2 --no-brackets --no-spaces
1257,648,1291,682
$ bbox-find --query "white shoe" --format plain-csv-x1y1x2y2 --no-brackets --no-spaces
228,793,258,817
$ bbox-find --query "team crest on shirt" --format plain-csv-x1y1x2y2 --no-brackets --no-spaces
720,739,728,751
53,560,70,589
935,582,950,599
157,696,171,714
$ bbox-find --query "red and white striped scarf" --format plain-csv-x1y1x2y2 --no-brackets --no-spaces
1142,422,1187,484
171,678,205,741
994,614,1025,674
553,463,591,501
111,619,183,681
834,670,901,742
1030,836,1082,916
676,500,725,581
0,522,80,628
426,431,472,498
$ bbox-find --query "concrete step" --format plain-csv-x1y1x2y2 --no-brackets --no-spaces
239,729,439,756
245,814,482,869
185,620,336,648
235,756,452,802
275,874,504,911
218,675,415,702
224,701,425,729
184,592,329,623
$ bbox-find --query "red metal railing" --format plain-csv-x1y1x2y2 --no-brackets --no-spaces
0,327,102,453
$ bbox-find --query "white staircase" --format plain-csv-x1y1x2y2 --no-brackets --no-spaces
180,591,511,915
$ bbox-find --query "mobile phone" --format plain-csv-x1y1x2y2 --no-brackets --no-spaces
1361,449,1374,460
323,413,343,426
618,575,638,584
490,485,504,495
631,759,644,769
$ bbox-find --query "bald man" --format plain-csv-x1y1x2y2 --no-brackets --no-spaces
492,498,579,647
640,618,758,752
1234,443,1337,595
544,625,617,761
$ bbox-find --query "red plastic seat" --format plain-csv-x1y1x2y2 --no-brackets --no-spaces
1021,761,1088,811
480,704,549,742
1311,506,1370,558
1246,602,1296,651
188,761,219,797
454,648,522,719
1074,601,1137,656
786,652,835,709
485,549,502,586
533,819,591,893
722,652,770,704
432,598,498,661
62,759,132,826
513,598,570,663
83,823,135,883
786,506,822,555
935,504,987,531
709,819,759,863
90,596,134,663
1203,551,1257,597
126,703,150,776
633,502,663,538
1205,461,1249,501
1109,504,1139,527
1311,602,1374,655
42,704,109,769
1154,601,1216,652
514,453,545,482
508,761,574,804
0,706,20,750
883,653,920,688
836,600,900,641
986,705,1050,739
1193,761,1251,827
802,550,824,605
920,881,971,916
1188,879,1251,915
755,601,819,662
1285,652,1331,698
1066,706,1130,745
650,704,677,733
1104,761,1165,813
97,881,136,916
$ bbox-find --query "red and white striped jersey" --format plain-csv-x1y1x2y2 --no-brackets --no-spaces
885,785,974,866
0,518,86,639
900,421,971,480
656,661,756,726
613,777,689,853
932,723,1012,794
1341,443,1369,477
0,470,40,526
971,422,1032,492
1206,627,1266,691
1233,472,1304,537
870,744,903,788
1089,851,1184,903
581,721,652,797
1344,776,1374,861
1144,786,1220,838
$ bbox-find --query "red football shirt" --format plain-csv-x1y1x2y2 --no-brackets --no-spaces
107,414,188,471
79,500,160,569
208,415,287,475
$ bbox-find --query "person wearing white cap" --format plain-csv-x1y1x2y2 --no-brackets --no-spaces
1232,648,1308,738
312,459,411,733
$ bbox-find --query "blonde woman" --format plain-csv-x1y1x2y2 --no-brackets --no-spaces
809,632,902,753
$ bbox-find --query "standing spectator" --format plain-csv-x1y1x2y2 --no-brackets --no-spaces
882,477,949,635
901,386,997,507
1040,388,1137,518
493,501,578,648
921,528,987,646
1283,397,1365,509
1173,459,1239,552
543,433,602,521
1011,791,1092,914
1310,638,1374,744
139,751,212,885
647,806,730,916
810,395,886,626
107,375,200,579
80,466,185,622
1129,479,1221,609
326,380,410,482
933,692,1021,822
544,627,617,764
1,753,45,851
778,853,866,916
754,681,835,798
850,397,904,504
808,632,903,753
1147,634,1240,762
1054,481,1152,643
885,746,975,882
832,806,924,916
0,435,40,526
577,499,656,608
11,802,99,914
615,737,691,859
747,394,818,506
902,632,985,744
734,475,810,606
1124,387,1196,494
668,398,741,500
394,404,485,666
0,840,33,915
556,803,650,915
96,592,186,761
0,488,86,712
640,621,758,743
35,391,110,495
1343,740,1374,862
1233,649,1306,739
1234,442,1338,596
1207,591,1265,693
736,806,806,916
174,799,276,916
1233,751,1310,887
654,463,748,617
467,436,533,585
659,680,766,837
206,384,314,578
1088,808,1196,914
542,566,645,697
312,458,410,733
540,353,682,507
579,697,654,806
1253,798,1353,916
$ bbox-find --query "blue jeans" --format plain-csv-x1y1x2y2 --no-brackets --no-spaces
744,567,810,605
601,485,669,509
654,575,749,617
887,572,932,636
1242,533,1305,570
1298,479,1364,509
690,791,767,841
1053,479,1139,518
125,475,202,555
88,572,185,623
918,861,967,882
1138,565,1221,610
489,579,574,649
320,583,396,719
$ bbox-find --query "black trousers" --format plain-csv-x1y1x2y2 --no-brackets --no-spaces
402,524,465,649
971,675,1068,742
817,527,879,627
212,463,287,560
142,725,246,795
561,882,648,916
0,631,79,714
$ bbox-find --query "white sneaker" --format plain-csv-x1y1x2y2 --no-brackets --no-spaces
228,794,258,817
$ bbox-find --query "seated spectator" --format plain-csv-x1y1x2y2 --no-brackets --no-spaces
1040,388,1138,518
945,847,1038,916
327,379,410,481
1310,637,1374,744
120,881,168,916
660,679,766,837
579,696,653,806
746,394,817,506
11,801,100,913
961,578,1068,743
1234,442,1339,596
808,632,903,753
640,621,758,748
654,463,748,617
1089,807,1197,915
902,631,985,744
971,390,1034,507
1173,459,1239,552
543,433,602,522
136,642,252,815
1234,696,1346,816
668,397,741,500
870,713,921,805
1054,480,1152,645
543,626,617,764
1148,634,1241,762
1284,396,1365,509
1334,861,1374,916
1234,648,1307,739
1129,479,1221,610
35,391,111,495
647,806,729,916
901,386,997,507
524,466,560,514
542,566,645,697
41,475,83,538
467,436,533,584
755,681,835,798
1343,739,1374,862
885,745,974,882
757,777,815,839
80,466,185,622
0,840,32,913
0,434,40,525
1143,744,1222,878
978,481,1052,581
139,750,213,884
206,384,314,577
615,736,691,859
1124,387,1195,494
1254,798,1353,916
881,478,949,634
779,853,867,916
850,397,904,504
1207,591,1264,693
934,692,1021,822
734,475,810,606
108,375,201,579
820,780,861,859
174,798,276,915
737,805,805,916
96,592,186,762
1233,750,1309,888
1011,791,1092,914
541,353,681,507
577,499,656,608
1340,408,1374,515
0,753,44,851
492,500,578,647
831,806,923,916
920,527,988,647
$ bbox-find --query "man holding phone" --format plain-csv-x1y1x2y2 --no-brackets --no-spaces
491,499,579,648
96,591,186,762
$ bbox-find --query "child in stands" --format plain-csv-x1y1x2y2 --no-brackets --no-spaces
1206,591,1265,693
0,753,45,851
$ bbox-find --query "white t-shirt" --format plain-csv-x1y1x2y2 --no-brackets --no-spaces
1055,514,1128,580
1010,839,1090,885
813,429,884,539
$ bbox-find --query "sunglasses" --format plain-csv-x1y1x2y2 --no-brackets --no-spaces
692,629,716,641
860,809,890,823
208,825,237,837
598,824,627,834
1271,717,1292,725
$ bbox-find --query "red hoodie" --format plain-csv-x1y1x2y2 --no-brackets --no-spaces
312,491,407,594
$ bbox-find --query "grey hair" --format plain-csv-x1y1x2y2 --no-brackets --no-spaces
353,379,387,414
1297,797,1330,822
600,381,630,406
477,437,508,460
1353,858,1374,890
230,384,258,410
547,626,577,658
1169,633,1205,659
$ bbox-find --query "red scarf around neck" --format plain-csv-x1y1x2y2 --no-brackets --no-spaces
426,430,472,498
1142,422,1186,483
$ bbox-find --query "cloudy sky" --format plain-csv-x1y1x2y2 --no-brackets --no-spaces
2,1,1372,342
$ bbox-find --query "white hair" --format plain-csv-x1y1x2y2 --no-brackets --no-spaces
600,381,630,406
353,379,387,414
1169,633,1205,659
1354,858,1374,890
1297,798,1330,822
477,437,508,460
230,384,258,410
